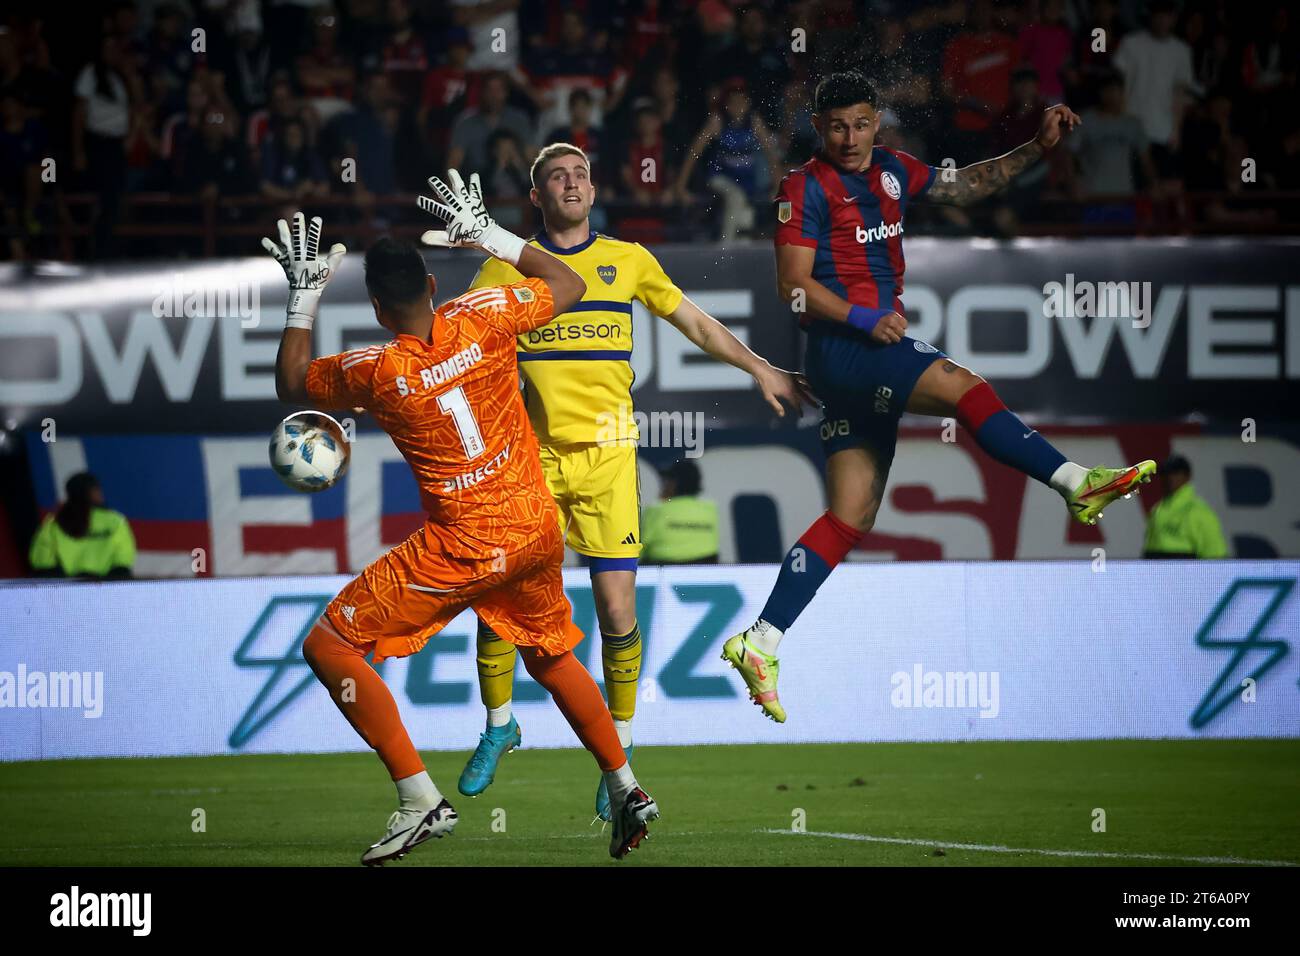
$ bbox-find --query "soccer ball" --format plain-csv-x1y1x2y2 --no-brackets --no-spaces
269,411,351,492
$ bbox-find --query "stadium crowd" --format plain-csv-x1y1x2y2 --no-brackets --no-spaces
1,0,1296,257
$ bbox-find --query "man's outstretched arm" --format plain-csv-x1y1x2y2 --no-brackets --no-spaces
265,213,347,402
925,104,1081,206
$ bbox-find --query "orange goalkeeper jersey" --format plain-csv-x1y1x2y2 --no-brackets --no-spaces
306,277,557,562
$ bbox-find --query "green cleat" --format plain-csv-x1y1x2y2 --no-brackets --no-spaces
1066,459,1157,525
721,633,786,723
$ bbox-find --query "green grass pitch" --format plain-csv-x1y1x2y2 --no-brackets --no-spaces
2,740,1297,866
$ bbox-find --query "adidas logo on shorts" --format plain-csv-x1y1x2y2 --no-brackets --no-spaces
341,605,356,623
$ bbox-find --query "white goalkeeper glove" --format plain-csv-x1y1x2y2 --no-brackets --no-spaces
261,212,347,330
417,169,526,265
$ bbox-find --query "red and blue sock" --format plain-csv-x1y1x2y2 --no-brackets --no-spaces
956,382,1066,486
758,511,863,633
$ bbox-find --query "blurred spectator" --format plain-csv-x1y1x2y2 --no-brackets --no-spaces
178,109,256,201
418,27,474,162
1070,71,1156,197
674,81,781,240
548,88,602,168
29,473,136,580
709,6,790,129
261,117,328,210
447,71,533,179
378,0,429,107
1183,6,1232,95
1113,0,1198,190
246,73,306,156
295,7,356,122
650,65,695,171
325,72,398,196
991,67,1053,233
72,34,132,257
621,101,670,204
1143,456,1227,559
453,0,521,72
228,23,273,117
1066,0,1125,110
1017,0,1073,102
641,460,719,565
870,17,932,144
521,9,627,139
1242,4,1291,93
481,129,530,228
0,87,46,258
146,3,195,116
940,0,1018,160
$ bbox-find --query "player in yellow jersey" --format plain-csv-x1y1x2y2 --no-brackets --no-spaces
435,143,812,819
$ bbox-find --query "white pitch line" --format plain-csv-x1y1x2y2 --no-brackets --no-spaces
759,829,1300,867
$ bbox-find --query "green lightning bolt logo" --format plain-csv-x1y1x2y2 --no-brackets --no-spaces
1190,578,1294,729
229,595,332,748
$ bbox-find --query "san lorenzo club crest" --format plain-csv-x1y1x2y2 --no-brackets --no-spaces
881,171,902,200
597,265,617,285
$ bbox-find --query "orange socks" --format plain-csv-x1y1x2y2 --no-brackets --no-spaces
302,620,424,781
521,648,626,771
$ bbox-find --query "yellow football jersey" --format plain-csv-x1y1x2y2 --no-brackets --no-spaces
470,233,684,446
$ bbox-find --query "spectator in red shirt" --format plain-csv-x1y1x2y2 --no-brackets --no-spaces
1018,0,1073,102
379,0,429,107
941,0,1019,158
621,101,670,205
419,29,476,166
295,8,356,121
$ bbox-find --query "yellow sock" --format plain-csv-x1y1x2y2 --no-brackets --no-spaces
601,622,641,722
476,621,517,712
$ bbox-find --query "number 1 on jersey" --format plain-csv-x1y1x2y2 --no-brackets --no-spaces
437,385,485,459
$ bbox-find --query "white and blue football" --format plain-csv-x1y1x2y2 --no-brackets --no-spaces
269,411,351,492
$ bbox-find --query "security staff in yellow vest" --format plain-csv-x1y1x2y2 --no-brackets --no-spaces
1143,455,1228,558
641,459,720,564
29,472,136,578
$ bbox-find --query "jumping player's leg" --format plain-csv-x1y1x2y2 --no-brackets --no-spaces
907,358,1156,524
722,443,890,723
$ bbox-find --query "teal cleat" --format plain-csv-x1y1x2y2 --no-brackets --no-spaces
594,745,634,822
457,717,522,797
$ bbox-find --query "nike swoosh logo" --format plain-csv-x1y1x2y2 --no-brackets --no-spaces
842,196,857,203
1079,468,1137,500
1023,430,1036,438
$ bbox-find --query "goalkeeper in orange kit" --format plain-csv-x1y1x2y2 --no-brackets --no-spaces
264,171,659,865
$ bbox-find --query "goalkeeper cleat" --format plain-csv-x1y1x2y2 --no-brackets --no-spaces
361,798,457,867
609,787,659,860
594,745,634,823
458,716,522,797
721,633,786,723
1066,459,1157,526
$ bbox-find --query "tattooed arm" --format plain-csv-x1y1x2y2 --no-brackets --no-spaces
925,104,1081,207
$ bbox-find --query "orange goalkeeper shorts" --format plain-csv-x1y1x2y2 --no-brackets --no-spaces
324,519,584,664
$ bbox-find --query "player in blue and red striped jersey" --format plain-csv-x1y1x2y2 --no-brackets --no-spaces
722,71,1157,722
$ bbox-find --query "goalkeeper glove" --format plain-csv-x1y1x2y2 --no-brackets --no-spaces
417,169,526,265
261,212,346,330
